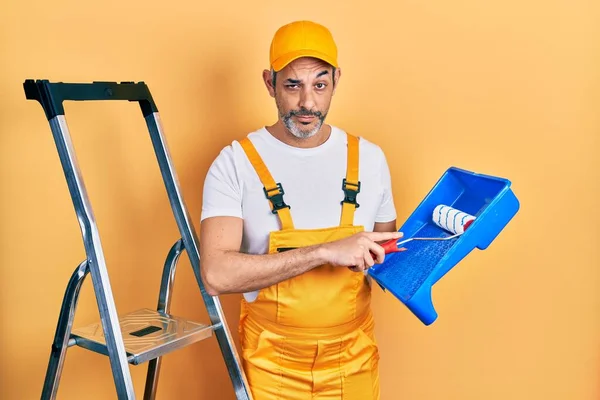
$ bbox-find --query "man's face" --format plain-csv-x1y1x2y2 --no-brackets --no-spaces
267,57,338,139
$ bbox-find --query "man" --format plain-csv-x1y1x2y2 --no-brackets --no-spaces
199,20,401,400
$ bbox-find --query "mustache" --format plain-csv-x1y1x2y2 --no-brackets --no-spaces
286,108,324,118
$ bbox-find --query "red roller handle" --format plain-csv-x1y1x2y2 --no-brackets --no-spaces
350,238,406,271
368,238,406,259
379,238,404,254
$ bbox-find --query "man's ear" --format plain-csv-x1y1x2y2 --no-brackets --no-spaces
332,67,342,95
263,69,276,98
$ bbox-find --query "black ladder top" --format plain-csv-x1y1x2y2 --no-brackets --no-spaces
23,79,159,120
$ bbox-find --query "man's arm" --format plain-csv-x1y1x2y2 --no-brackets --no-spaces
199,216,403,296
374,220,397,233
373,146,398,234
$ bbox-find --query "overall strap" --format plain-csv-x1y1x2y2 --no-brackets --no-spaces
340,133,360,226
239,137,295,230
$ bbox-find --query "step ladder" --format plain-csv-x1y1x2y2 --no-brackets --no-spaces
23,79,253,400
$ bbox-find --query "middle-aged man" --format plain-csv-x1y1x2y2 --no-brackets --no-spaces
199,20,402,399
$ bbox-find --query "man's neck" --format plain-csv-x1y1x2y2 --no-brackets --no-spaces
266,121,332,149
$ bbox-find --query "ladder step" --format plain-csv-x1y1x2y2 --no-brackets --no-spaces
70,308,213,365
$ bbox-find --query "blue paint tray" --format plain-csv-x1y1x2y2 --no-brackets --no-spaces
368,167,520,325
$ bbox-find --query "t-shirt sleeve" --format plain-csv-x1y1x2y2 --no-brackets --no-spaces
375,148,397,223
200,145,243,221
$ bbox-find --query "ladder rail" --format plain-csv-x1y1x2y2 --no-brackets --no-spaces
156,239,184,314
143,239,184,400
144,113,252,400
41,260,89,400
47,115,136,398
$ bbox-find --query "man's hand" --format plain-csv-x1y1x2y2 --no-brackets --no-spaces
320,231,404,272
200,216,402,295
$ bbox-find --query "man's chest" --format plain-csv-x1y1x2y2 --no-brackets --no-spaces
239,159,384,235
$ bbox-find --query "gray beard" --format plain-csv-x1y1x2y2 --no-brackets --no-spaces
275,94,328,139
278,105,327,139
282,114,323,139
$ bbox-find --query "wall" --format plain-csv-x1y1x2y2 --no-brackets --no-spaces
1,1,598,399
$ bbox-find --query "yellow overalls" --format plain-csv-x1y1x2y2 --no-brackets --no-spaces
237,133,380,400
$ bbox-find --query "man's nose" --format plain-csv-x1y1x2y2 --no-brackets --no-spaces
298,86,316,111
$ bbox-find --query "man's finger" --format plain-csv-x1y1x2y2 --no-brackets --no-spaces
368,241,385,263
366,231,403,241
364,248,376,268
354,256,366,271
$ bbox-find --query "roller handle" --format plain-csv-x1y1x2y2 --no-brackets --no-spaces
371,238,406,257
381,238,406,254
348,238,405,271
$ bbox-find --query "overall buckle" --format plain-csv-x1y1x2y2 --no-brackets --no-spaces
341,178,361,208
263,183,291,214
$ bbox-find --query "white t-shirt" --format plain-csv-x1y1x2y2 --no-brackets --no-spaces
200,126,397,301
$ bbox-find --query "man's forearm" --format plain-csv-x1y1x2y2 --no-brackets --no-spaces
201,244,328,295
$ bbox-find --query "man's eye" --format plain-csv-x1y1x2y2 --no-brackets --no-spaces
315,83,326,89
286,84,299,89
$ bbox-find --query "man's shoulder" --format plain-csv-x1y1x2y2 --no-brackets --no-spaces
335,126,386,160
210,127,267,161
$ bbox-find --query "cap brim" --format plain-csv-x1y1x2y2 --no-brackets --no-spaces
271,49,338,72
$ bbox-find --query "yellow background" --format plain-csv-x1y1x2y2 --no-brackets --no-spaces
1,0,599,399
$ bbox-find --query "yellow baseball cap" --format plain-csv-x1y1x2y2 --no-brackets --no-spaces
269,20,338,72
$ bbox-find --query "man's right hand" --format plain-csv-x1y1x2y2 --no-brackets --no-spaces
320,231,404,272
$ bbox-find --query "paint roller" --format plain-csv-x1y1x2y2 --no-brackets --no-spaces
378,204,476,254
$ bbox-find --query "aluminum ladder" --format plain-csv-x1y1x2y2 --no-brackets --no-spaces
23,79,253,400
